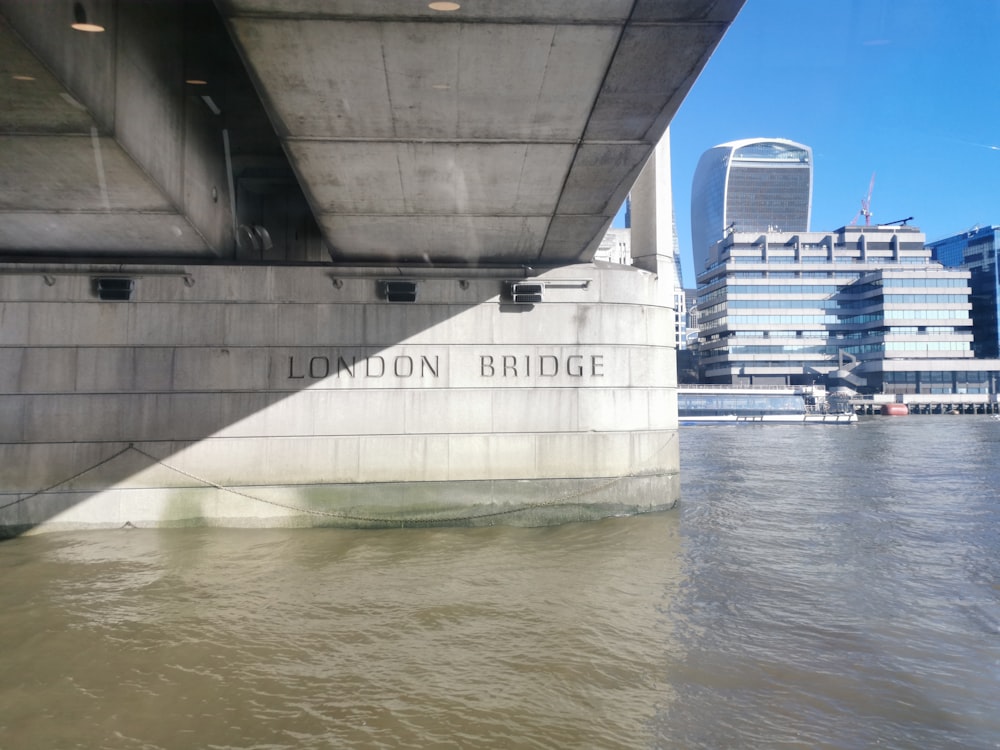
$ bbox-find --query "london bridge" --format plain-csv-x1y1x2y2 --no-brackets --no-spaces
0,0,743,533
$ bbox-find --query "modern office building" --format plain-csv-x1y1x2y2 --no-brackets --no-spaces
694,224,1000,395
594,227,632,265
670,214,688,350
684,289,700,347
926,225,1000,358
690,138,813,275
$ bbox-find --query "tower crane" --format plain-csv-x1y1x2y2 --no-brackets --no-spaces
850,172,875,226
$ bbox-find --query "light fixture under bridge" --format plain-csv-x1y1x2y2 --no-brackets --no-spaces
71,2,105,32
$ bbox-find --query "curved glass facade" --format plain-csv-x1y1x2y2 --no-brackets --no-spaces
690,138,812,274
927,225,1000,358
732,141,810,162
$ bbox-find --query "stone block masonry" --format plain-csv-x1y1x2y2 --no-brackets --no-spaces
0,262,679,534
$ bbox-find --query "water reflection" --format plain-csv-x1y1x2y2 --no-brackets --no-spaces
664,418,1000,749
1,418,999,749
2,518,684,749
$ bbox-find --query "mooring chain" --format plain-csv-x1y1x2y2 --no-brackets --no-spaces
0,443,135,513
127,444,385,524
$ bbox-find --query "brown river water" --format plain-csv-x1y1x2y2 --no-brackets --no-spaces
1,416,998,749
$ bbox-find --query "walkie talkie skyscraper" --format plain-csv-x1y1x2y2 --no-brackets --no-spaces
690,138,812,273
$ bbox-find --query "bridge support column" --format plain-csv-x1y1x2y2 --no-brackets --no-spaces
0,261,680,534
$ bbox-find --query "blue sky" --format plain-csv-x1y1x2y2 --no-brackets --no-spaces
616,0,1000,287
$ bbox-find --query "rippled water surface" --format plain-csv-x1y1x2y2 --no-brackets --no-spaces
2,416,999,749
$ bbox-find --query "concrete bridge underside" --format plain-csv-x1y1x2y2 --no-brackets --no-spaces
0,0,743,533
1,0,740,264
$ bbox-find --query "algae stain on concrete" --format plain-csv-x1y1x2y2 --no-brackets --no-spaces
160,489,208,528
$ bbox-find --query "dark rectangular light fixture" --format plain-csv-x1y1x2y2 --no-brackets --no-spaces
378,280,417,303
94,277,135,301
504,281,543,304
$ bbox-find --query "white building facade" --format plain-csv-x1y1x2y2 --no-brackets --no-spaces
695,224,1000,395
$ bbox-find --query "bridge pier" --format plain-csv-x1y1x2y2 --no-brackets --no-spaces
0,262,679,534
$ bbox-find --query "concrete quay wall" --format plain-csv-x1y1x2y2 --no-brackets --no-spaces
853,394,999,416
0,262,679,534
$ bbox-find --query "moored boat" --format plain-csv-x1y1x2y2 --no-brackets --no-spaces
678,386,857,424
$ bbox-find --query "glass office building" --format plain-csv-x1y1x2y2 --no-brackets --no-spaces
690,138,812,275
693,224,1000,395
926,225,1000,358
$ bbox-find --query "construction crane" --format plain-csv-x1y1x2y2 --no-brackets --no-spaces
850,172,875,226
